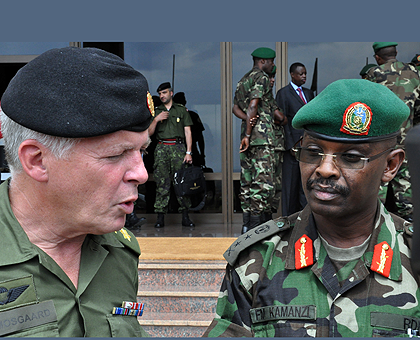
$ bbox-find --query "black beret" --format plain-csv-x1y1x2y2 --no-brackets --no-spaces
157,82,171,92
1,47,154,138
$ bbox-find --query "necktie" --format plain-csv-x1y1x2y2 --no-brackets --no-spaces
297,88,307,104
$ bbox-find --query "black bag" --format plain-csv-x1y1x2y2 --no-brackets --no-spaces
174,163,207,211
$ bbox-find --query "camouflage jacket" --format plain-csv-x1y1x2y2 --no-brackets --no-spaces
267,89,285,152
234,67,278,146
204,203,420,337
366,59,420,143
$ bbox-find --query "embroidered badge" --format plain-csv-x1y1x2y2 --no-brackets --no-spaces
340,102,372,136
147,91,155,117
295,235,314,270
371,241,393,277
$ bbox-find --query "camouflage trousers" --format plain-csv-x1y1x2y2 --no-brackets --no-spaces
239,145,275,215
378,158,412,220
153,143,190,213
270,150,283,213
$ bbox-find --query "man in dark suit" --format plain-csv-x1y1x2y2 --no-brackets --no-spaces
276,62,314,216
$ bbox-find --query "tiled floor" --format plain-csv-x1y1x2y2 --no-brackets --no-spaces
129,221,243,238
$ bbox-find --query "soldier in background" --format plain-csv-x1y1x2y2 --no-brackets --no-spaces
266,66,285,216
359,63,377,79
233,47,286,234
148,82,195,228
204,79,420,337
173,92,206,166
366,42,420,221
410,53,420,71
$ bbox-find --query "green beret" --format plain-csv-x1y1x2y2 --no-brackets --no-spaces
251,47,276,59
359,63,377,76
292,79,409,143
1,47,153,138
269,65,277,76
372,42,398,53
411,54,420,63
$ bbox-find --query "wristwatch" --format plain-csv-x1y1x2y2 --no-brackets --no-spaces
186,151,192,155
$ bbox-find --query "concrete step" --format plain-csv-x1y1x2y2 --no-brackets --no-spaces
136,258,226,337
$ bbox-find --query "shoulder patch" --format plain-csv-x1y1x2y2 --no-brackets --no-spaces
224,218,290,266
115,228,141,256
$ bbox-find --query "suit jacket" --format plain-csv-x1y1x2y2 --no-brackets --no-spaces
276,83,314,150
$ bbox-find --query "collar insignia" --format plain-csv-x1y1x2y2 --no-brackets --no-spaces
295,234,314,270
119,228,132,241
371,241,393,277
340,102,372,136
147,91,155,117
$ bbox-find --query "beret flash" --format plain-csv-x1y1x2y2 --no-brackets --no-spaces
251,47,276,59
292,79,410,143
1,47,153,138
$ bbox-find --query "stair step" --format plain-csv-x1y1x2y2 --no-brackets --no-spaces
141,312,213,324
137,295,218,314
142,325,209,337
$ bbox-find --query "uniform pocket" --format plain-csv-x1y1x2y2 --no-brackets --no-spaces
106,314,149,337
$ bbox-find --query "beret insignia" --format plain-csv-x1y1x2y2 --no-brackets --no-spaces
340,102,372,136
147,91,155,117
417,55,420,62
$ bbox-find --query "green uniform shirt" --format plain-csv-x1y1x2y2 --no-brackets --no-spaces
234,67,278,146
0,180,148,337
204,203,420,337
153,102,193,140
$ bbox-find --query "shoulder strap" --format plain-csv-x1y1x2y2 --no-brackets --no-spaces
224,218,291,266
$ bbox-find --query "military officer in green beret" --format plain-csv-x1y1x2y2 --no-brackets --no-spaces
234,47,286,234
359,63,377,79
0,47,151,337
365,42,420,222
411,54,420,71
204,79,420,337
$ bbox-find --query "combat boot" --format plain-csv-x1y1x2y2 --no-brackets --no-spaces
125,212,146,230
182,210,195,227
249,214,262,231
241,212,251,234
154,213,165,228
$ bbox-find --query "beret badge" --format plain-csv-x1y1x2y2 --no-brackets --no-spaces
147,91,155,117
340,102,372,136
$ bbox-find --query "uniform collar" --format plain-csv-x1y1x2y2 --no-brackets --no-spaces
285,202,404,281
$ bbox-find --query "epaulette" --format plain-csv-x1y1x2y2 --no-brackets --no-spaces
114,228,141,256
223,218,290,266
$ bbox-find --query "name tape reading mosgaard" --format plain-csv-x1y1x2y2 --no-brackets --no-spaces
0,300,57,336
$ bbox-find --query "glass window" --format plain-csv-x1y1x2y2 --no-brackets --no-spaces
0,42,69,55
124,42,222,172
287,42,420,94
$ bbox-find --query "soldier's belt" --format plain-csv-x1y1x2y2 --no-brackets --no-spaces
159,138,185,145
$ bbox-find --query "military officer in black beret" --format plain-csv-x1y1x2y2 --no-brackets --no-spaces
148,82,195,228
0,47,151,337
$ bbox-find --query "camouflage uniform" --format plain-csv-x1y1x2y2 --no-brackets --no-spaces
235,67,278,215
153,103,193,213
268,90,285,213
204,203,420,337
366,60,420,220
